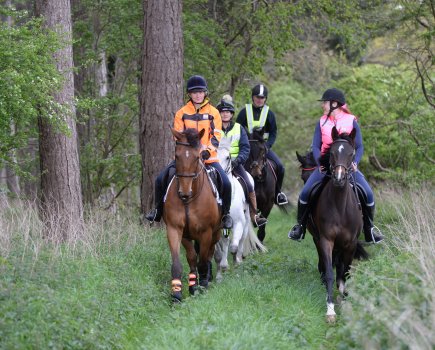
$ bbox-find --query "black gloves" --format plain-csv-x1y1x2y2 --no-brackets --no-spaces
231,158,240,169
201,150,211,160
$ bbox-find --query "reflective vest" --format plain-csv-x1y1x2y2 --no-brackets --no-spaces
246,104,270,139
319,110,356,155
224,123,242,158
173,99,222,164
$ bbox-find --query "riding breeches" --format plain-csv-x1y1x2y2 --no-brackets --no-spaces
233,163,254,193
298,167,374,207
352,170,374,206
299,167,326,204
209,162,232,213
266,149,285,191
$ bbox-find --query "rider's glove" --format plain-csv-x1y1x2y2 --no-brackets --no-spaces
200,150,210,160
231,158,240,169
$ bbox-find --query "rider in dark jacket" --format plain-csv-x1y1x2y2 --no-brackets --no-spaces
236,84,288,206
288,88,384,244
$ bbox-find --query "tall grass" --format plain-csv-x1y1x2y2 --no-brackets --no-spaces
338,187,435,350
0,187,433,349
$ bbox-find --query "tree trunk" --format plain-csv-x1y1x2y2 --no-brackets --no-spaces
35,0,84,240
139,0,183,214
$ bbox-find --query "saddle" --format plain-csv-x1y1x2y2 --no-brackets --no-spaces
161,162,221,207
307,172,366,209
232,171,249,199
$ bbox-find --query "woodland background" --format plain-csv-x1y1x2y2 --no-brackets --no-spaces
0,0,433,231
0,1,434,349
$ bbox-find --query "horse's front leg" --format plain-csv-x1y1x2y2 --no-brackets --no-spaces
167,226,183,302
336,244,356,303
320,238,336,323
198,230,213,288
182,237,198,295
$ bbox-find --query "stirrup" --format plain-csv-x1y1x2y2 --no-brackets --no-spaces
276,192,288,205
144,209,157,223
221,214,233,229
367,226,384,244
254,215,267,227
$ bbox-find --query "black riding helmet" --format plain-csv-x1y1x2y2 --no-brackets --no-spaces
319,88,346,119
186,75,208,92
252,84,268,98
216,99,235,113
318,88,346,106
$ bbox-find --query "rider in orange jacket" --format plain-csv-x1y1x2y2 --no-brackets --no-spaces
145,75,233,229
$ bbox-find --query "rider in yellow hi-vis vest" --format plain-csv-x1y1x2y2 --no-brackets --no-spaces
217,95,267,227
236,84,288,206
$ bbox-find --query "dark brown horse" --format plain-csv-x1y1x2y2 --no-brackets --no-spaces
307,127,368,323
163,128,221,302
244,128,285,242
296,150,316,183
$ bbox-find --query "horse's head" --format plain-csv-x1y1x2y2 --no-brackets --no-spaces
171,127,205,201
246,127,267,179
217,137,231,174
329,126,356,187
296,151,317,184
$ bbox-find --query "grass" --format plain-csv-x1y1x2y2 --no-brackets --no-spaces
0,187,433,349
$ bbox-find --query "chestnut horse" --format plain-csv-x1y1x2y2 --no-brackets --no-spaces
308,127,368,322
163,128,221,302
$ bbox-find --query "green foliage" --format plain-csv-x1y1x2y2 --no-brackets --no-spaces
0,7,63,170
336,64,435,183
72,0,143,205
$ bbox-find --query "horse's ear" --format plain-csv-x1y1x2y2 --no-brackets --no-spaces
296,151,305,165
349,128,356,140
198,128,206,139
171,127,183,140
331,126,339,140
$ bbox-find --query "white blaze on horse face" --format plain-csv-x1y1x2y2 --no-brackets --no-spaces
186,150,189,158
337,166,343,180
338,144,344,153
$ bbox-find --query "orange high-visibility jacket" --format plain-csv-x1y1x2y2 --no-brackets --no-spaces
173,98,222,164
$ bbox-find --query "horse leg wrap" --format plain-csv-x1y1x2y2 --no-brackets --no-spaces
171,279,182,302
188,273,197,295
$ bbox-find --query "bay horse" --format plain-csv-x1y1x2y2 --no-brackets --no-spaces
244,127,285,242
163,128,221,302
308,127,368,322
215,138,266,282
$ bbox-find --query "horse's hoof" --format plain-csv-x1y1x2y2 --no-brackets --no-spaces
189,285,197,296
172,291,182,303
199,280,209,288
326,315,336,324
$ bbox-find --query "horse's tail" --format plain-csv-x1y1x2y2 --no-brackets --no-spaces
243,221,267,256
354,241,369,260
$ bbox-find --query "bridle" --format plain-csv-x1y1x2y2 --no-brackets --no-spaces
248,139,267,176
329,138,355,181
174,140,204,203
174,141,203,180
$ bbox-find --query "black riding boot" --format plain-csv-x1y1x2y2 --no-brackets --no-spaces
363,204,384,243
144,182,165,223
288,201,309,241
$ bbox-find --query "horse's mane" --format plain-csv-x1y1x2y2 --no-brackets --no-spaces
183,128,202,148
319,132,355,168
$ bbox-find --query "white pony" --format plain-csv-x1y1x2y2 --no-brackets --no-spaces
214,137,266,282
